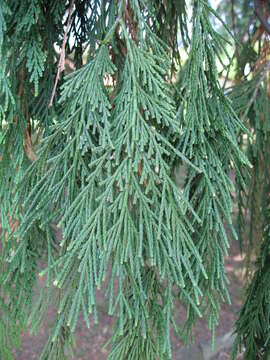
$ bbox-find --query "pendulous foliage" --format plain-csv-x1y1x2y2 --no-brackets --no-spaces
0,1,254,359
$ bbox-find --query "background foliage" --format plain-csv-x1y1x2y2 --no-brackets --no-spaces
0,0,270,359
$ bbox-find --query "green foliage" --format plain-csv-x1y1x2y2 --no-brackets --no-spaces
231,68,270,360
0,1,252,359
221,2,270,358
174,1,250,345
232,231,270,360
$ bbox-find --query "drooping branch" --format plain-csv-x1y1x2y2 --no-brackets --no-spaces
254,0,270,35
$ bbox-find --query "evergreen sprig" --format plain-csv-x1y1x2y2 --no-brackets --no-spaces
173,0,249,345
232,66,270,360
233,236,270,360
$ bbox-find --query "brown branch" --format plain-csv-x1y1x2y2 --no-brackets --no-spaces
24,127,36,162
48,0,75,108
245,60,270,116
254,0,270,35
231,0,236,37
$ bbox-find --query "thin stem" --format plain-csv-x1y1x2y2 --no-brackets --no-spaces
254,0,270,35
231,0,236,37
243,60,270,120
48,0,75,108
222,14,255,89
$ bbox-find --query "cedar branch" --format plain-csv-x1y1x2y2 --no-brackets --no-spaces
254,0,270,35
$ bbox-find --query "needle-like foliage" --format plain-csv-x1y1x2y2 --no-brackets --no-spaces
0,1,248,359
231,49,270,360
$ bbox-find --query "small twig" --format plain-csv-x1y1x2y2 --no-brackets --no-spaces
222,14,255,89
244,60,270,118
254,0,270,35
48,0,75,108
231,0,236,37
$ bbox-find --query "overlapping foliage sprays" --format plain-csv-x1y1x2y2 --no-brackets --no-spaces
229,6,270,356
175,0,249,345
0,1,248,359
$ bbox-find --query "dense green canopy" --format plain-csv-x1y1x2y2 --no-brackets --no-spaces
0,1,270,359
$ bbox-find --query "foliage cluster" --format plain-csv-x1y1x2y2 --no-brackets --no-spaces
0,1,270,359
